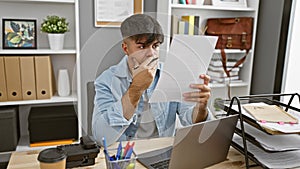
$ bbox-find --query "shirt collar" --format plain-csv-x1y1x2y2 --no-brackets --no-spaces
110,56,130,79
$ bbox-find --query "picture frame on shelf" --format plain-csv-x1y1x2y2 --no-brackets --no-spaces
211,0,247,8
2,19,37,49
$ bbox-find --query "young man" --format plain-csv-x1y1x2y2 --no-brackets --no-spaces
92,14,212,146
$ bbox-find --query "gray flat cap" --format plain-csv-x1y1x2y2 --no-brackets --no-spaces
121,14,163,39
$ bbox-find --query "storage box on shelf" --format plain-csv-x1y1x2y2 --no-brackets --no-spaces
157,0,259,112
28,105,78,144
217,93,300,169
0,0,80,158
0,106,19,152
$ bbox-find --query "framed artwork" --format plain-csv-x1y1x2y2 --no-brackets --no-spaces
212,0,247,8
2,19,37,49
94,0,143,27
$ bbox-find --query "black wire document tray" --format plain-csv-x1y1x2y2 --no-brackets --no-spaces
217,93,300,135
216,93,300,169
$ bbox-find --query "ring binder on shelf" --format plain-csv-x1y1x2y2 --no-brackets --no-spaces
0,57,8,101
4,56,23,101
20,56,37,100
34,56,55,100
216,93,300,169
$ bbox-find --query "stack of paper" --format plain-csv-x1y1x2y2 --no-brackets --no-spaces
230,102,300,168
233,134,300,169
237,123,300,151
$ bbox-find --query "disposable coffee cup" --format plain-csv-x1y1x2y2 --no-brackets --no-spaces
37,148,66,169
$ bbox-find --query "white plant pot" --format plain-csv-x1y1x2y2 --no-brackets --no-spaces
57,69,70,97
48,33,65,50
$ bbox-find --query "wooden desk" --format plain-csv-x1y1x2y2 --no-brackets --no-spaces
7,137,262,169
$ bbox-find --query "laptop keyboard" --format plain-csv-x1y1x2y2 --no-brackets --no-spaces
150,159,170,169
137,146,173,169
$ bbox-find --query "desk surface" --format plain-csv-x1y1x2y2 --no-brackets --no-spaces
7,137,262,169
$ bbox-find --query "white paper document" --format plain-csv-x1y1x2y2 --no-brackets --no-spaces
238,123,300,151
149,35,218,103
234,134,300,169
229,103,300,133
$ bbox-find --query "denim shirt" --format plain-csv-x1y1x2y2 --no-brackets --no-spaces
92,56,211,146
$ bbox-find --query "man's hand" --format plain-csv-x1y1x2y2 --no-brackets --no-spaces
128,57,158,107
132,57,157,78
182,74,211,123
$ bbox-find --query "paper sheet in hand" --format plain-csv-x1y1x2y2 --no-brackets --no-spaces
149,35,218,103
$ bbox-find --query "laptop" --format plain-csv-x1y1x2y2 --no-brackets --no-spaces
137,115,239,169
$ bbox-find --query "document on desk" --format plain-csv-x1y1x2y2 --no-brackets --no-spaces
238,123,300,151
233,134,300,169
229,103,300,134
242,104,298,123
149,35,218,103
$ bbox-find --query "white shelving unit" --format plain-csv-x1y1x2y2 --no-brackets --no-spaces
157,0,259,112
0,0,81,158
0,49,76,54
0,94,77,106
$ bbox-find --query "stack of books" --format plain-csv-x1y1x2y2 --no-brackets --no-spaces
208,58,243,83
171,15,202,36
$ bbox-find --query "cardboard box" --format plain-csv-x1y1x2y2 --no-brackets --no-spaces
28,105,78,143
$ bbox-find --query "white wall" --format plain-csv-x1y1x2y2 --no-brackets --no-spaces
282,0,300,105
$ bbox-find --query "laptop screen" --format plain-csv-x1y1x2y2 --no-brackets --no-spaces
138,115,239,169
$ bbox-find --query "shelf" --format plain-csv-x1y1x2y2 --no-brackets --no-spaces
16,135,80,152
157,0,259,121
0,0,75,3
0,93,77,106
0,152,11,163
171,4,256,11
209,82,248,88
0,49,76,55
16,135,55,152
0,0,81,159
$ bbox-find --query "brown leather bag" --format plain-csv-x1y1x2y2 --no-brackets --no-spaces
206,17,254,77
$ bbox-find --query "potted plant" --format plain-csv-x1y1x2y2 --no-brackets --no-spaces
41,15,69,50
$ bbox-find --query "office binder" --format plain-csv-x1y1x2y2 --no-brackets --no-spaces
4,56,23,101
20,56,37,100
0,57,8,101
34,56,55,99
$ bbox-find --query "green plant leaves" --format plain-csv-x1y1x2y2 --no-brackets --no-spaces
40,15,69,33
